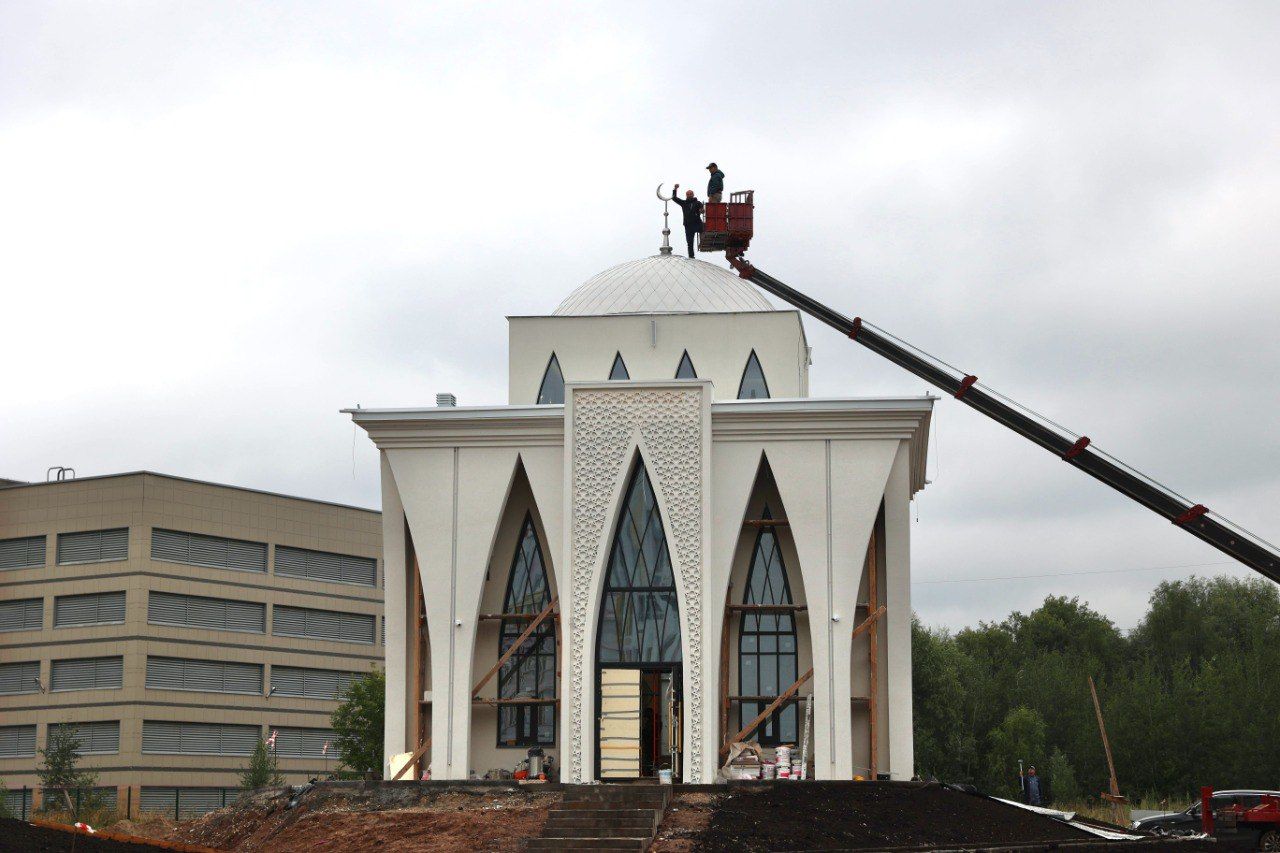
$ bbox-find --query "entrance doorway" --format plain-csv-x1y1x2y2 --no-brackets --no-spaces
598,666,682,780
595,460,684,780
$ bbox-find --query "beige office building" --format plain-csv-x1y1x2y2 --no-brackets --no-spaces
0,472,383,818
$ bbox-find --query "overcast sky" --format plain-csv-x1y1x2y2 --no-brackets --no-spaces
2,2,1276,633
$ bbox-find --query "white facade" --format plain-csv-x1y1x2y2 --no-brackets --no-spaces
351,251,932,784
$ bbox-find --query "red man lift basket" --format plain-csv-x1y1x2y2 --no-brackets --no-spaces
699,190,754,252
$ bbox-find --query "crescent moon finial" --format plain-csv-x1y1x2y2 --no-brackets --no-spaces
656,183,672,202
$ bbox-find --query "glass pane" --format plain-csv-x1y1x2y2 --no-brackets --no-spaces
500,517,555,704
675,351,697,379
537,355,565,405
779,635,796,653
597,463,681,664
741,655,758,691
608,352,630,380
737,350,770,399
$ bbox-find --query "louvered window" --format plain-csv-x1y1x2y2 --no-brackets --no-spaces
0,535,46,570
271,726,335,758
41,786,117,811
54,591,126,627
147,591,265,634
4,787,33,816
0,597,42,632
140,787,242,819
56,528,128,565
151,529,267,573
275,546,376,586
0,725,37,757
50,656,124,691
273,605,375,644
0,661,41,695
270,666,360,700
146,657,263,695
141,721,260,756
49,721,120,755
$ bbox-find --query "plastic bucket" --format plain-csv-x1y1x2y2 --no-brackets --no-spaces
658,769,673,784
761,762,776,780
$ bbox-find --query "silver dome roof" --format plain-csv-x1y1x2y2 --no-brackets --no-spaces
554,254,775,316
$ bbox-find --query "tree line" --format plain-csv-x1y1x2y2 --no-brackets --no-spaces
913,575,1280,801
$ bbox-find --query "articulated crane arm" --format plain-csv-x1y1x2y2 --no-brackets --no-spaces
724,252,1280,584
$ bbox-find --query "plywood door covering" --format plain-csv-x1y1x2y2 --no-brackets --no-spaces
599,668,642,778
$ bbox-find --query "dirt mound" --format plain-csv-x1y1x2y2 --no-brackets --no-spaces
0,817,210,853
656,782,1214,852
163,783,561,852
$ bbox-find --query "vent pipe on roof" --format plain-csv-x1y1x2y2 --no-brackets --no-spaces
436,393,457,407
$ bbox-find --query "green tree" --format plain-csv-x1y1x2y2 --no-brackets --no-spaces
331,668,385,778
912,617,977,781
37,724,98,818
240,737,284,790
986,706,1046,796
1043,747,1080,803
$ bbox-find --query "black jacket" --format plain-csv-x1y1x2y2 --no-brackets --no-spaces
672,194,704,230
707,169,724,196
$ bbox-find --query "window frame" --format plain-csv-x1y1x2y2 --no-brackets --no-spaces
736,349,771,400
496,514,557,749
536,353,565,405
737,505,799,746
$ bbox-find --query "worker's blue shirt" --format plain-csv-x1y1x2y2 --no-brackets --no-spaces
1026,776,1041,805
708,169,724,196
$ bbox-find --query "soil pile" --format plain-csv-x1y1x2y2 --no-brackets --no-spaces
0,817,209,853
658,782,1214,852
156,783,560,853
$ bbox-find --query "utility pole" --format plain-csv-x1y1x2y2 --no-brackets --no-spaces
1089,675,1127,824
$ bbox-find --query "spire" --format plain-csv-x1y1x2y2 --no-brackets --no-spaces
656,183,673,255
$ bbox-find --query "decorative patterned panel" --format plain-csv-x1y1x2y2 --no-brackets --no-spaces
567,386,705,781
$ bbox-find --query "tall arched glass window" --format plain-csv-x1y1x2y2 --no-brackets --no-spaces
597,462,681,663
608,352,630,380
497,515,556,746
537,354,565,405
738,505,797,744
737,350,770,399
675,351,697,379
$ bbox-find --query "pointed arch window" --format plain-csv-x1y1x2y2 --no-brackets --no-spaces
537,354,565,405
738,505,798,744
597,462,681,663
674,351,697,379
608,352,630,381
497,515,556,746
737,350,770,399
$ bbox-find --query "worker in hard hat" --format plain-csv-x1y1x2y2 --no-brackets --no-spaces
670,184,704,258
706,162,725,203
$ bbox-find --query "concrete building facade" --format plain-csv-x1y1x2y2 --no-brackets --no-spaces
0,472,383,818
351,249,932,785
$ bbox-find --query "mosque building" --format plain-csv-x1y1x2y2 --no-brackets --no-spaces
348,220,933,784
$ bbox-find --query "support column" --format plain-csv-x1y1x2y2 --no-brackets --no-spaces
379,454,409,769
884,442,915,780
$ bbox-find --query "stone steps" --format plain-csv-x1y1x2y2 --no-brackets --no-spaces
529,785,672,851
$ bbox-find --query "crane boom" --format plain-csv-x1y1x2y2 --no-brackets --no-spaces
725,253,1280,584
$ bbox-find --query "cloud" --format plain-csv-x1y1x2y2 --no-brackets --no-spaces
2,1,1277,632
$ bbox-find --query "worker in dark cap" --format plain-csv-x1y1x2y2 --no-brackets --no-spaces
706,162,724,203
670,184,704,258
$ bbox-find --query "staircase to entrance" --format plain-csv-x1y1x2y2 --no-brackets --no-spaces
527,784,672,851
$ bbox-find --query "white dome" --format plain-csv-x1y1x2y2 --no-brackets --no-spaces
553,254,775,316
